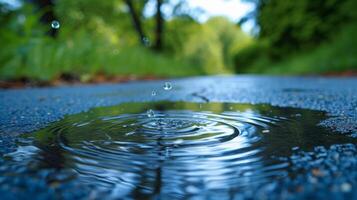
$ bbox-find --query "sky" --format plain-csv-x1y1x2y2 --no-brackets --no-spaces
144,0,256,32
184,0,256,33
185,0,254,22
1,0,256,33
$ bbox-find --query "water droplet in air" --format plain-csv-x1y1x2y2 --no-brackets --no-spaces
51,20,60,29
163,82,172,90
151,90,156,96
142,37,150,46
147,109,155,118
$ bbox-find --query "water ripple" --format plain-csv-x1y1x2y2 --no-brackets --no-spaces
32,109,288,195
3,102,356,199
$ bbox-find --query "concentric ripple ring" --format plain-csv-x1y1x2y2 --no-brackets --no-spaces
4,102,355,199
29,109,286,195
8,103,295,198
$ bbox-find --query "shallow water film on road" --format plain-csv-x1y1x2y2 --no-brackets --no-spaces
4,101,355,199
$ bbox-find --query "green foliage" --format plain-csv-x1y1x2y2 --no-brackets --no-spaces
0,29,199,81
257,0,355,55
234,41,268,72
3,0,354,81
206,17,251,70
235,0,357,74
179,17,251,74
241,24,357,74
0,1,251,81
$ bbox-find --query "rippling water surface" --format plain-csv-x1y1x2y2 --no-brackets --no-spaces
6,102,354,199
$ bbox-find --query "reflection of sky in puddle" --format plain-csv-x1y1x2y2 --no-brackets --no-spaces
5,101,355,198
5,145,40,162
83,136,265,197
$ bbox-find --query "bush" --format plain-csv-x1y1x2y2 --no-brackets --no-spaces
233,41,269,73
237,24,357,74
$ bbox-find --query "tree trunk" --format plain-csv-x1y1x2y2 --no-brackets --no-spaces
124,0,147,45
154,0,164,51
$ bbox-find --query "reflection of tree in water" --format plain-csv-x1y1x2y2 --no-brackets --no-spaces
34,125,69,170
23,101,356,198
131,135,164,199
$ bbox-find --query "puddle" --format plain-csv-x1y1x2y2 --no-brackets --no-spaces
3,102,355,198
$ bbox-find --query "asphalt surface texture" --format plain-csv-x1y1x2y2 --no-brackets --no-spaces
0,75,356,199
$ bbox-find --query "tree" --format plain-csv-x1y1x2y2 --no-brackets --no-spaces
241,0,355,56
123,0,166,51
154,0,164,51
123,0,147,45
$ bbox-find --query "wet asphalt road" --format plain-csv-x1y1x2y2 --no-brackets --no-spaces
0,75,356,199
1,75,356,136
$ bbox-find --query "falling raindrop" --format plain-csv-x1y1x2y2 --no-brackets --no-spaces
51,20,60,29
142,37,150,46
151,90,157,96
147,109,155,118
163,82,172,90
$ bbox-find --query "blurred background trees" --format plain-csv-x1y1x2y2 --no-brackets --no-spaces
235,0,357,74
0,0,356,84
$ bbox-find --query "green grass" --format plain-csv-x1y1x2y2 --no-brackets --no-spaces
0,33,203,82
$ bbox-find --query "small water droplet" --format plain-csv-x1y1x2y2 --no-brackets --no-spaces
262,130,270,133
147,109,155,118
51,20,60,29
163,82,172,90
142,37,150,46
151,90,156,96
